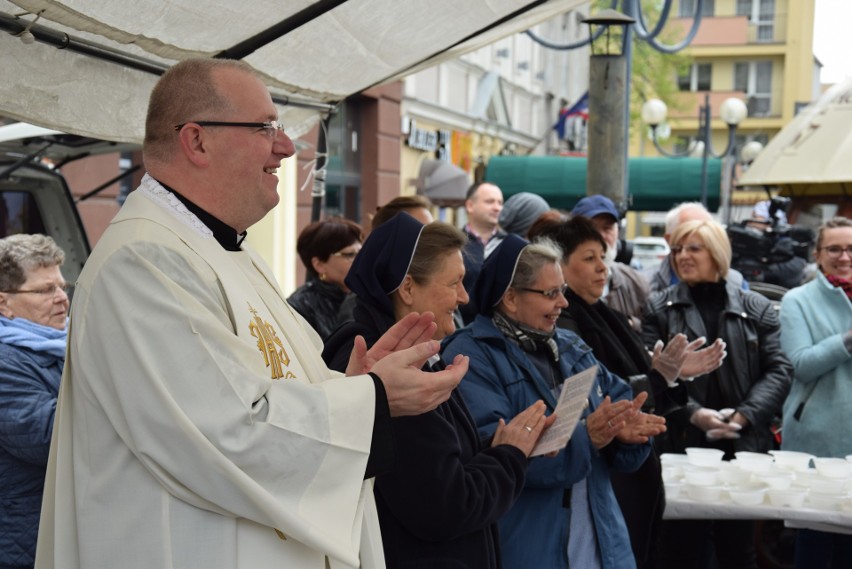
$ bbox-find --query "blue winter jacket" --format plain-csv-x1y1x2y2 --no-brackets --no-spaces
780,272,852,457
0,341,62,568
442,315,648,569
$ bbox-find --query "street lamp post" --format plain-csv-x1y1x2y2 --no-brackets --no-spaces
641,93,748,210
582,9,636,210
527,1,707,212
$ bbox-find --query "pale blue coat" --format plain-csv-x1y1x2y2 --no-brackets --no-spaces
780,272,852,457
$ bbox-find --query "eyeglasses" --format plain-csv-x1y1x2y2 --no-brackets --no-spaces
173,120,286,138
516,284,568,300
820,245,852,259
671,243,706,256
3,282,70,297
331,250,359,261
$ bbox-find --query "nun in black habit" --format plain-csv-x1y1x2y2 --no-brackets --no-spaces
322,212,553,569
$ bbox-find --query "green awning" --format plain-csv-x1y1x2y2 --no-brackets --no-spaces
485,156,722,211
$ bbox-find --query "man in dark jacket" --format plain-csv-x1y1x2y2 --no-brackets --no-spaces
460,182,506,323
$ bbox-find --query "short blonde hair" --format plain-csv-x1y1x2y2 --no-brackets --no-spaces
670,219,731,279
143,59,254,164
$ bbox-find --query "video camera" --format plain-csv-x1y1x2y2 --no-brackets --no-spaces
727,197,815,287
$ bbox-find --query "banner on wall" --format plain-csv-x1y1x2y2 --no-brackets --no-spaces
451,131,473,172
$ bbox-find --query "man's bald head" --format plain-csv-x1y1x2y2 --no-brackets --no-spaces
143,59,254,167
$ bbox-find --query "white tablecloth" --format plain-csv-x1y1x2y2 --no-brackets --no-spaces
665,495,852,535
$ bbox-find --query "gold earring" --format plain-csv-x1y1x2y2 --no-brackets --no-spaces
320,273,327,281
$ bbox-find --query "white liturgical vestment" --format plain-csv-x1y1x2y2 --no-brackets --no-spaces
36,175,385,569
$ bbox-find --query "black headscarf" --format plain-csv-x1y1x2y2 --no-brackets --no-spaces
468,234,529,316
344,212,424,317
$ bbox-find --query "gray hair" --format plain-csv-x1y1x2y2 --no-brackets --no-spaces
0,234,65,291
511,237,563,289
665,201,708,236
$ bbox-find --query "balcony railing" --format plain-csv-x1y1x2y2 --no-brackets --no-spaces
666,91,778,120
746,13,787,43
674,13,787,46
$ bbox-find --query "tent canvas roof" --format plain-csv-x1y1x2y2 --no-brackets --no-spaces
0,0,584,143
739,77,852,188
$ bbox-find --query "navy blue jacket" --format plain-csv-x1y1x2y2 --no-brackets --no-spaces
442,316,648,569
0,341,62,569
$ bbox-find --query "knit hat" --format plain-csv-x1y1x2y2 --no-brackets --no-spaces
499,192,550,236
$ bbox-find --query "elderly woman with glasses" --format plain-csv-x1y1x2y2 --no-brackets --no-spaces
643,219,792,569
287,216,363,340
442,234,664,569
779,216,852,569
0,233,69,569
322,213,552,569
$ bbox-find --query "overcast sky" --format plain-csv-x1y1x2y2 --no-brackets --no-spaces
813,0,851,84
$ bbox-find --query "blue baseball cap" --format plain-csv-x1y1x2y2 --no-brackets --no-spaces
571,195,619,220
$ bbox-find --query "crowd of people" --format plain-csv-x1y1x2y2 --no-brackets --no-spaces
1,57,850,569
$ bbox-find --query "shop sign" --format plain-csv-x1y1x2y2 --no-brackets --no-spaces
405,119,451,160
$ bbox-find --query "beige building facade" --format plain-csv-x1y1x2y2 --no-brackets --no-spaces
639,0,818,187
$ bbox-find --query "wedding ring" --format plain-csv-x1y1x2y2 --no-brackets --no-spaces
524,426,533,432
607,420,614,428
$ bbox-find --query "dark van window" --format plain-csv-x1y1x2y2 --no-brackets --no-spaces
0,191,47,237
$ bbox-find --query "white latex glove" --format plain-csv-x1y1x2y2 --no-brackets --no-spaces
651,334,687,385
690,407,741,440
651,334,708,386
681,338,727,379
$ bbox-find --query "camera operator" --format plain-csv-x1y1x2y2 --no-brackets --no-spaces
729,198,812,289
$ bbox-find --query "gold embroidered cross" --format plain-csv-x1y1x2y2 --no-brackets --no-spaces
248,303,291,379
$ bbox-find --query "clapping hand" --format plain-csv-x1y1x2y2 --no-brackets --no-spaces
586,396,637,449
345,311,470,417
680,338,727,379
345,312,437,376
652,334,722,386
492,400,557,457
651,334,690,385
615,392,666,445
615,392,667,444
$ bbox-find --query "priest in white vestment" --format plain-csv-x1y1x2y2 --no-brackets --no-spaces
36,58,466,569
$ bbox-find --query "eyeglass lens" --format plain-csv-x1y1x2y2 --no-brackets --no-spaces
823,245,852,257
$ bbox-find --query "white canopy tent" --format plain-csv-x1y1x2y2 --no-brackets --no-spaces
738,77,852,193
0,0,586,143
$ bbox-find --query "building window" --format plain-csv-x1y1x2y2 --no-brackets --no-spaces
678,63,712,91
734,61,772,117
736,0,775,42
679,0,715,17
